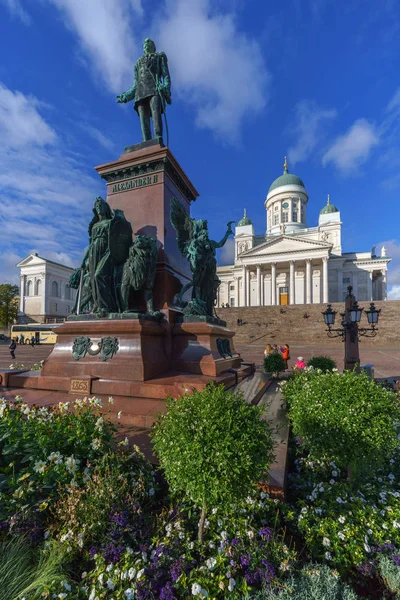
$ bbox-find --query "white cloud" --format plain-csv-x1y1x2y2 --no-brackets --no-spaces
45,0,143,93
1,0,31,24
81,123,115,151
0,252,23,285
218,237,234,266
386,87,400,113
377,239,400,299
287,100,336,165
322,119,380,173
0,83,100,282
154,0,270,142
389,285,400,300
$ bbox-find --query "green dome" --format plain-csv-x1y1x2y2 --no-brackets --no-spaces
237,209,252,226
268,159,305,193
320,195,339,215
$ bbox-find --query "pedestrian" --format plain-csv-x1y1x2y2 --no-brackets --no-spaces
280,344,290,370
264,343,273,358
237,318,240,327
272,344,279,353
9,338,16,360
19,334,24,345
295,356,306,370
30,335,35,347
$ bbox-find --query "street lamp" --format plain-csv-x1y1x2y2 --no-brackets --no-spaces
321,285,381,371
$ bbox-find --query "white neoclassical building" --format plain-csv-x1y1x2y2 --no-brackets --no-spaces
17,253,76,323
217,159,390,307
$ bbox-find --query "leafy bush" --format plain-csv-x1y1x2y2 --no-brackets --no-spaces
0,537,69,600
242,563,358,599
283,369,400,478
52,449,155,557
0,395,116,535
264,353,286,377
378,554,400,597
152,383,275,541
307,355,337,372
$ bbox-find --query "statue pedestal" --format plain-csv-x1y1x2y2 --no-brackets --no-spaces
95,143,198,311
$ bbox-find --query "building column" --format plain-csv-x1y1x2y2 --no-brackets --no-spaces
289,261,295,305
352,272,358,299
261,271,264,306
271,263,277,305
322,257,329,303
234,277,239,307
242,265,247,307
381,270,387,300
257,265,262,306
306,260,312,304
366,271,373,301
19,275,26,313
337,268,343,302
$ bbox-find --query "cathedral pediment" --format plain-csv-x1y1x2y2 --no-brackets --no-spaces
240,235,331,258
17,254,47,268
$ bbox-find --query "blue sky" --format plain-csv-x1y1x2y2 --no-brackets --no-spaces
0,0,399,297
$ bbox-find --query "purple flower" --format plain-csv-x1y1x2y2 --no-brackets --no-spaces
103,542,124,563
160,582,176,600
170,560,182,582
231,537,241,546
392,555,400,566
259,527,273,540
240,554,251,567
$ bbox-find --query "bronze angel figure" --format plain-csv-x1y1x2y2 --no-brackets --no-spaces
170,197,235,318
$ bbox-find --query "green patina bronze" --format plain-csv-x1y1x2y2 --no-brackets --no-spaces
116,38,171,144
70,196,159,318
170,197,235,319
72,336,119,361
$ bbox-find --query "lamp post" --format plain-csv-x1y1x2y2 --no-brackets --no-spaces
322,285,381,371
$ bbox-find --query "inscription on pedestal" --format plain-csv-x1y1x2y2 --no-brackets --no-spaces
112,174,158,193
70,379,91,394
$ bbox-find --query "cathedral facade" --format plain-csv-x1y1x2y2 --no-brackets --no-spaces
217,159,390,307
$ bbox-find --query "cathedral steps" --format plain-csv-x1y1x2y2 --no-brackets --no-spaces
220,300,400,347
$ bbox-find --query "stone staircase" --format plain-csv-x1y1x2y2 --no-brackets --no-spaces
219,300,400,347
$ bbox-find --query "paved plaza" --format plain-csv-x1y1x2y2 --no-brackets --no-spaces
0,341,399,382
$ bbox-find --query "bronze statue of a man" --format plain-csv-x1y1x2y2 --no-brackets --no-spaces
116,38,171,143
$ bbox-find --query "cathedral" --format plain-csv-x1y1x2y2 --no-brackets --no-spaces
217,159,390,307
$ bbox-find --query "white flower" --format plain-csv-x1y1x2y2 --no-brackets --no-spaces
124,589,135,600
62,581,72,591
117,411,122,420
192,583,202,596
246,496,255,505
108,396,114,404
394,520,400,529
137,569,144,579
34,460,46,473
323,537,331,547
48,451,62,464
338,532,346,540
91,438,101,450
128,567,136,580
332,470,338,477
247,530,254,539
98,573,104,585
208,541,215,549
221,531,228,541
336,497,343,504
329,479,335,485
301,507,307,514
364,543,371,553
58,594,67,599
95,417,104,430
107,578,115,590
338,516,346,524
382,524,388,530
89,588,97,600
325,552,332,560
65,456,79,473
228,578,236,591
206,557,217,570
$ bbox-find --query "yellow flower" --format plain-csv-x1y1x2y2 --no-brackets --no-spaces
18,472,31,482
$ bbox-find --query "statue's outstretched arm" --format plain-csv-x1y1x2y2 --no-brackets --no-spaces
116,64,138,103
213,221,235,249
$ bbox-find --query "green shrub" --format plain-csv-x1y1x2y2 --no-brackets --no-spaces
151,383,275,541
264,353,286,377
242,563,358,599
0,537,69,600
283,369,400,478
307,355,337,372
378,554,400,597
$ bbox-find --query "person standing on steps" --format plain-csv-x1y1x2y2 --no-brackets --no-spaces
264,343,273,358
280,344,290,370
9,338,16,360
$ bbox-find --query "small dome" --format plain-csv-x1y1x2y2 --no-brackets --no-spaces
237,208,252,226
320,194,339,215
268,157,305,193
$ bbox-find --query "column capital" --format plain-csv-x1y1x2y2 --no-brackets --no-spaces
322,256,328,263
305,258,312,264
270,261,277,267
289,260,295,265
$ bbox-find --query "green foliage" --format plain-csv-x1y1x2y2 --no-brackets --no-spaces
378,554,400,596
264,353,286,377
0,396,116,532
242,563,358,599
0,537,69,600
0,283,19,329
151,383,275,539
283,369,400,476
52,449,155,555
307,355,337,372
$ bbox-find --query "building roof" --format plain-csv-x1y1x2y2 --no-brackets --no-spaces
17,253,76,271
320,194,339,215
237,208,253,226
268,157,305,193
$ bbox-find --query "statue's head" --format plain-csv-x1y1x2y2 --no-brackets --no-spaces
143,38,156,55
93,196,112,220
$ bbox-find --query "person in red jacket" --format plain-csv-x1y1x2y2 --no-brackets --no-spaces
280,344,290,369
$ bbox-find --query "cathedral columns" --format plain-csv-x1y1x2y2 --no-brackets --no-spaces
289,261,295,305
242,265,247,307
367,271,373,301
322,257,329,303
19,275,26,313
381,270,387,300
271,262,277,305
234,277,239,307
306,259,312,304
257,265,262,306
